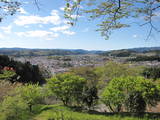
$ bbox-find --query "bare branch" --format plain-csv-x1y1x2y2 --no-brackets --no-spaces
34,0,40,10
152,5,160,10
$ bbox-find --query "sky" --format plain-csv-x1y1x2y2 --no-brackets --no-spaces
0,0,160,51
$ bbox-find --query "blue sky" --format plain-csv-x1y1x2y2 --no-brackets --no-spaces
0,0,160,50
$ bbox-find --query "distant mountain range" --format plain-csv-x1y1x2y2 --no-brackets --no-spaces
127,47,160,53
0,48,105,57
0,47,160,57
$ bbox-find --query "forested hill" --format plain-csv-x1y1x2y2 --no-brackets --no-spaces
0,47,160,57
101,47,160,57
0,48,104,57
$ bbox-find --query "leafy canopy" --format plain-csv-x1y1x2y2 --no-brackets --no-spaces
101,76,160,112
0,0,20,22
64,0,160,39
47,73,86,105
95,61,143,86
15,84,43,112
70,66,99,108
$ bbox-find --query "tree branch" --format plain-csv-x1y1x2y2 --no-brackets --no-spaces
34,0,40,10
152,5,160,11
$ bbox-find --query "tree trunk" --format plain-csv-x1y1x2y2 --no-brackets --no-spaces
29,104,32,112
108,104,114,112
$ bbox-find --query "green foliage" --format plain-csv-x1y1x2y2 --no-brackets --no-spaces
125,91,146,113
143,67,160,80
0,95,29,120
95,61,143,87
101,76,160,112
70,67,99,109
0,84,45,120
101,50,135,57
47,73,86,106
0,70,16,81
16,84,44,112
128,55,160,62
33,105,160,120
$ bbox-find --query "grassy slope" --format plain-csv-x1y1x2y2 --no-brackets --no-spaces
32,105,158,120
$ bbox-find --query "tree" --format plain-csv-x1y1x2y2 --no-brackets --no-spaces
16,84,43,112
64,0,160,40
101,76,160,113
142,66,160,80
0,84,44,119
1,0,159,40
70,66,99,109
0,55,45,84
47,73,86,106
14,61,45,84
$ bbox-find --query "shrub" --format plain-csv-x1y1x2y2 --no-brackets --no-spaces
142,67,160,80
0,96,29,120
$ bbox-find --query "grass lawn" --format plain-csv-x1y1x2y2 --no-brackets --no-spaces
32,105,160,120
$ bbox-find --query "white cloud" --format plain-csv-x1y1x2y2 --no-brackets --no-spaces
24,25,29,28
82,28,89,32
23,1,29,4
39,24,43,28
60,6,65,11
133,34,138,38
69,14,82,19
19,7,28,14
62,31,75,35
152,11,160,21
50,25,70,32
50,25,75,35
0,33,4,39
0,25,12,34
14,9,76,38
14,10,61,26
16,30,59,40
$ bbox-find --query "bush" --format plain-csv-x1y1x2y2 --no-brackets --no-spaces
0,96,29,120
142,67,160,80
0,84,45,120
